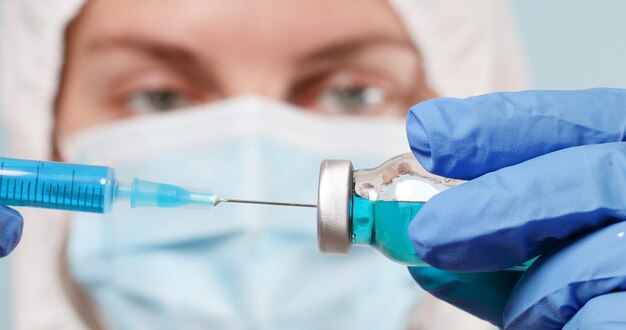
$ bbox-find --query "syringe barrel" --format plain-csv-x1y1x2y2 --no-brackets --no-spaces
0,158,116,213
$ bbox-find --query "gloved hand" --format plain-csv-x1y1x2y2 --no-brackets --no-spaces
405,89,626,329
0,205,23,257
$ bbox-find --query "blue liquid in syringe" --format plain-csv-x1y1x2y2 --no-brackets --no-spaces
0,158,217,213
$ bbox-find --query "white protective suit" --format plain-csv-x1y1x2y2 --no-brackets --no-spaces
0,0,529,329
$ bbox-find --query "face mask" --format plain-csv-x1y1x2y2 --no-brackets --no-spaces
60,96,424,329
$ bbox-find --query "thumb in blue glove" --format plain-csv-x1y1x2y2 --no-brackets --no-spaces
0,205,23,257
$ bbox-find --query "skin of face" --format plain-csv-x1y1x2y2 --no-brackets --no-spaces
55,0,436,140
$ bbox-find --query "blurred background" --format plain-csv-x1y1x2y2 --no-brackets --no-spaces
0,0,625,328
513,0,626,89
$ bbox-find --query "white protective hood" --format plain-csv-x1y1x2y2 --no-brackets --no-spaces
0,0,528,328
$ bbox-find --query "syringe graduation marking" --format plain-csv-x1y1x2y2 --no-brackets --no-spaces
34,165,40,203
90,186,94,208
77,184,82,207
68,170,74,207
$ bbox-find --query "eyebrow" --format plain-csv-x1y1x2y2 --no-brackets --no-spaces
298,35,417,64
87,36,202,67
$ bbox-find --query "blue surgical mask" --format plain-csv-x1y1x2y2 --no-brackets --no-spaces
60,96,424,329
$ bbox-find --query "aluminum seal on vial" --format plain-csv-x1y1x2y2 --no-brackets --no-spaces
317,159,353,254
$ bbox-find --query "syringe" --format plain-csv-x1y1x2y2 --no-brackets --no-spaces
0,157,315,213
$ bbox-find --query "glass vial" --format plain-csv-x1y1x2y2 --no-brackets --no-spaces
316,153,461,266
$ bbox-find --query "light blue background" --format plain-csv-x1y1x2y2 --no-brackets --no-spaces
511,0,626,89
0,0,626,329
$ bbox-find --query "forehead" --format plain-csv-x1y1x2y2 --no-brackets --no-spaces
75,0,410,59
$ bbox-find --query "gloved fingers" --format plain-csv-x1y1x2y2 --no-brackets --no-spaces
408,266,522,327
0,205,23,257
502,222,626,330
406,88,626,179
410,142,626,271
562,292,626,330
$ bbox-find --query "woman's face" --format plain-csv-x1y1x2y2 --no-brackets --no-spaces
56,0,436,137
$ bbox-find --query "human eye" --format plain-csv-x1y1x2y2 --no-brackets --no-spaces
126,89,192,113
290,71,398,115
112,70,212,115
317,85,387,114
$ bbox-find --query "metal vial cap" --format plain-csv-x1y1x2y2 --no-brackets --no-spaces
317,159,353,254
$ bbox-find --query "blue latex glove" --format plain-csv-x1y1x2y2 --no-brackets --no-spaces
405,89,626,329
0,205,22,257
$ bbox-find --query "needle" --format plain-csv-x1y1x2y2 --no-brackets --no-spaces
218,198,317,208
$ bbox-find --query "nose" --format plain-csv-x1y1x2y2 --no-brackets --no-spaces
219,64,291,101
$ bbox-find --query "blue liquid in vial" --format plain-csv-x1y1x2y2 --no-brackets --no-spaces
351,195,531,270
352,195,427,266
